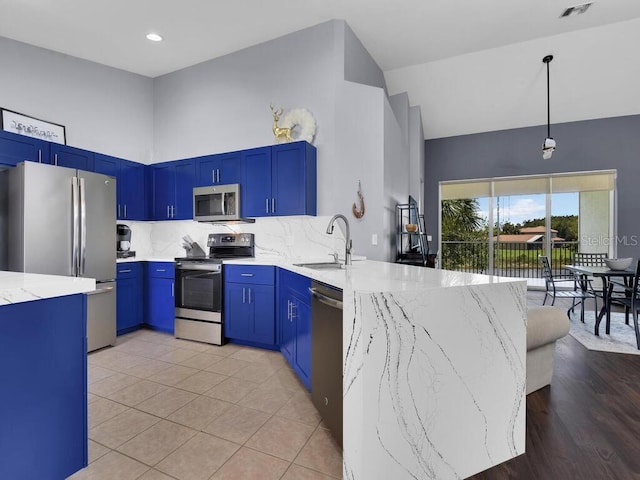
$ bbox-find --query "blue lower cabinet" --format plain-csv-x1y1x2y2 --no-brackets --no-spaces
146,262,175,333
278,268,312,390
117,262,144,335
0,294,88,479
224,265,276,346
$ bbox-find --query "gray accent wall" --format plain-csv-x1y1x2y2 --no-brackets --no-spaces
425,114,640,259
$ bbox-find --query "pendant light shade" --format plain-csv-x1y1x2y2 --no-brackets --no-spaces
542,54,555,159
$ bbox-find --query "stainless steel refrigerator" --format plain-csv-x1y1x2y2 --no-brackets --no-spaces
7,161,117,352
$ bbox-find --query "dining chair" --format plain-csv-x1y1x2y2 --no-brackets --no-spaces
573,252,607,307
606,259,640,349
539,255,595,322
574,252,629,324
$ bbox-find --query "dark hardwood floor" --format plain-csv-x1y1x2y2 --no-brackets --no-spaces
469,292,640,480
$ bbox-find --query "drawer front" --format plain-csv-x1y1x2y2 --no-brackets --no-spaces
225,265,274,285
147,261,175,279
116,262,142,279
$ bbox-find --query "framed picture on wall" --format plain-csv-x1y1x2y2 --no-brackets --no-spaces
0,108,66,145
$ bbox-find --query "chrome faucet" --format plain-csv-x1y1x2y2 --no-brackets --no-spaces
326,214,352,266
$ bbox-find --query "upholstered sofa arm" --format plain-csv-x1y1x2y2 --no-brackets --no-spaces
527,306,570,351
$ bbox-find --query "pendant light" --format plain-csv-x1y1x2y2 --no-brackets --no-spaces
542,55,556,159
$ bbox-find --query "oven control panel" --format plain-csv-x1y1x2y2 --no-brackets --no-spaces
207,233,254,247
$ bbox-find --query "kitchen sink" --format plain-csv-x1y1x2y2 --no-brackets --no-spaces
292,261,344,270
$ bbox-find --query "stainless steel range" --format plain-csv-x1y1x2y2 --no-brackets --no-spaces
174,233,254,345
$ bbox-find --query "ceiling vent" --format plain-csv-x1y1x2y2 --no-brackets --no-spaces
560,2,593,17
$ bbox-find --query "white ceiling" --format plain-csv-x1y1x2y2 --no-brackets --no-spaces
1,0,640,79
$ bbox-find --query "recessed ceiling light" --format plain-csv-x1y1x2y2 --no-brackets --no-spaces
146,33,163,42
560,2,593,18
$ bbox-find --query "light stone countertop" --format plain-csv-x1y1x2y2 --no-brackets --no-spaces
0,271,96,306
223,256,522,293
124,254,521,293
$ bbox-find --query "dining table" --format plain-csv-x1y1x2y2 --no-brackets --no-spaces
564,264,635,336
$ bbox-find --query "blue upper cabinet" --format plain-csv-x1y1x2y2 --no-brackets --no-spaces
152,159,195,220
120,160,147,220
241,141,316,218
174,159,196,219
93,153,119,177
50,144,95,171
241,146,272,217
271,141,317,216
195,151,242,187
0,130,50,166
94,153,147,220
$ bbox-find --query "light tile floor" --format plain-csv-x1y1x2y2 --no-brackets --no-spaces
68,329,342,480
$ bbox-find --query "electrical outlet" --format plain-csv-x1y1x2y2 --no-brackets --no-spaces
427,235,432,241
371,234,378,246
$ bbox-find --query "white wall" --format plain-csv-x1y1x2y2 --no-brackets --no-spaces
385,18,640,139
152,20,340,162
334,81,385,260
153,20,415,261
0,36,154,163
383,97,410,261
408,106,424,211
0,21,420,262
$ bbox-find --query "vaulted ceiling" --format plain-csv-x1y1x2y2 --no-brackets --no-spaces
2,0,640,78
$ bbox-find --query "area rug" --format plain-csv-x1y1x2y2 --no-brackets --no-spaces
568,310,640,355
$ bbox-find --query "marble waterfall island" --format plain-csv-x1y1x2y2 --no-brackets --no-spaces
334,264,526,480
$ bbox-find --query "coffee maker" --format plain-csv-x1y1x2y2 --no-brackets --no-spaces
116,224,135,258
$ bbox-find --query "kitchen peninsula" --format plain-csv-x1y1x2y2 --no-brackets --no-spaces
0,271,95,479
228,257,528,479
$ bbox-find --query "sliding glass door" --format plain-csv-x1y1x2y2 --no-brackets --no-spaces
440,170,615,279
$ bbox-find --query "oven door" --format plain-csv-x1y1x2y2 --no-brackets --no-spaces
175,263,222,322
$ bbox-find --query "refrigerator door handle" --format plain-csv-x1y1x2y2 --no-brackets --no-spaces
71,176,79,276
80,177,87,275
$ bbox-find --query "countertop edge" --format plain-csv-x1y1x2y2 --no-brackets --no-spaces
117,256,526,292
0,272,96,306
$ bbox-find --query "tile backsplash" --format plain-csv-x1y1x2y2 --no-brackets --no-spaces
122,216,348,261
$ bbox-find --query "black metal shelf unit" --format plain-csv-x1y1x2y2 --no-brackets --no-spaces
395,200,434,267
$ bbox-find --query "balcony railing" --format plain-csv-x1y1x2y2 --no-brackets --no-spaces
441,240,579,278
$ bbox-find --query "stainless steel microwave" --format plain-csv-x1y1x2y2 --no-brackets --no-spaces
193,184,241,222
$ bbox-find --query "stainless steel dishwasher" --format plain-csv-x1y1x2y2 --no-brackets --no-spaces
310,280,343,447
